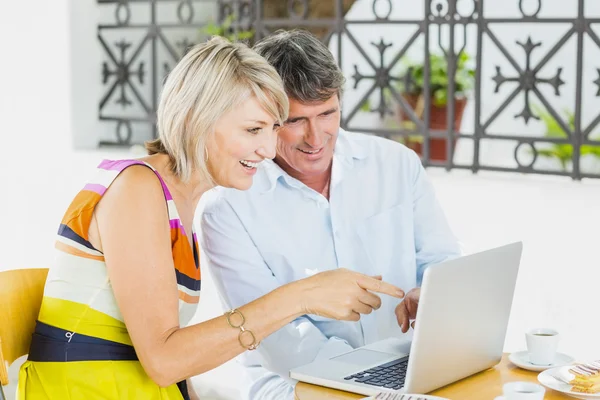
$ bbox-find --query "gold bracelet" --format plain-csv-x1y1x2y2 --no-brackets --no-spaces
225,309,260,351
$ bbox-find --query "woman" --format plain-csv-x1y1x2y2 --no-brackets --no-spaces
18,37,404,399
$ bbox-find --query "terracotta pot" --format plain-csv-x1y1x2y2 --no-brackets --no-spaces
397,94,467,162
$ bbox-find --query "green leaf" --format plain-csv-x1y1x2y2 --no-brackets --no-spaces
407,134,424,143
200,14,254,42
537,149,559,157
395,50,475,106
565,109,575,130
531,104,567,138
433,90,447,106
430,74,448,86
235,30,255,40
582,145,600,157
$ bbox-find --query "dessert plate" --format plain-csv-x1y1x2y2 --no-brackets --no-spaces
538,366,600,399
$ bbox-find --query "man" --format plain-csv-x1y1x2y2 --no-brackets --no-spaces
201,30,461,399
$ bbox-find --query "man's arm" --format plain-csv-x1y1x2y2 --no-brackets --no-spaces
410,153,462,284
396,152,462,332
201,198,354,400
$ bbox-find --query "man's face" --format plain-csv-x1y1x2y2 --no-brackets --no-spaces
275,95,341,180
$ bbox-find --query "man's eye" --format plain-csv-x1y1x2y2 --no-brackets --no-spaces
286,119,301,125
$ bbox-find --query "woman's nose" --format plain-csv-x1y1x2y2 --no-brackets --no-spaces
257,129,277,159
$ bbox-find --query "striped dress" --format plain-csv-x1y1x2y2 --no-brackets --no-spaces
18,159,201,400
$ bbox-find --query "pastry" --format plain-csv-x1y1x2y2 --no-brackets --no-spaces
569,361,600,393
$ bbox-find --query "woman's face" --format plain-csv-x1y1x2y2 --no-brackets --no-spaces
207,96,280,190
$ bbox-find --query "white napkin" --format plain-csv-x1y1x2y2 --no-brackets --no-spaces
362,394,449,400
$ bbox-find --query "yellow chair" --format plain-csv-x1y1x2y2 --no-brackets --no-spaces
0,268,48,400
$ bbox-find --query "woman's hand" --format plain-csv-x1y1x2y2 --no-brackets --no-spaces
297,268,405,321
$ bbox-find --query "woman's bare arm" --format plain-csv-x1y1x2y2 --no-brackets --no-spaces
94,167,305,386
95,166,402,387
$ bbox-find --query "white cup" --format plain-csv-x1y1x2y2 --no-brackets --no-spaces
526,328,560,365
502,381,545,400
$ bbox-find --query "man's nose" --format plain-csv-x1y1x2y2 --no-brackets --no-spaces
304,119,324,148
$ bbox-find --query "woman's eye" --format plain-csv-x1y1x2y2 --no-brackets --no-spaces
247,128,262,134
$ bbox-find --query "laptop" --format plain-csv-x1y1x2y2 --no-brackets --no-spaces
290,242,523,396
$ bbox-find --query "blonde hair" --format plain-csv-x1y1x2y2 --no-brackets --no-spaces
146,36,289,183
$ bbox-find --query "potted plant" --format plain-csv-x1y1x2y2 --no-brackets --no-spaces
396,51,475,161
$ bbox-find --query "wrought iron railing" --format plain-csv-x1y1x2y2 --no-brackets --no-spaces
98,0,600,179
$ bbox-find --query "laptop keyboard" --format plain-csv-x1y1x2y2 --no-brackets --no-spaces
343,356,409,390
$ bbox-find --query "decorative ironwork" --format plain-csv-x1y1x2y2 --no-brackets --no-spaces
594,69,600,96
97,0,248,146
491,37,564,124
351,39,417,120
101,40,146,109
519,0,541,18
96,0,600,180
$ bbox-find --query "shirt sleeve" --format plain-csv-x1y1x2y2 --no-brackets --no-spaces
409,152,463,285
200,199,354,400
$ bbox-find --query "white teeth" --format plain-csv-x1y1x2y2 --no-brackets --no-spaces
240,160,259,168
300,149,320,154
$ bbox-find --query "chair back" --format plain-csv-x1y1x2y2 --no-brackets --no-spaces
0,268,48,387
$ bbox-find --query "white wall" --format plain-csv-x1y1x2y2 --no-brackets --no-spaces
0,0,71,154
429,169,600,363
0,0,221,151
70,0,103,149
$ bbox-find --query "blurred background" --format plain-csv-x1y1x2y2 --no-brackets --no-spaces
1,1,600,399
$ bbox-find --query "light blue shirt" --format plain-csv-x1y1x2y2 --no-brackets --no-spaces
200,130,461,400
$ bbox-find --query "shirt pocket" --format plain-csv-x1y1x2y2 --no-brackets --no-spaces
355,203,415,276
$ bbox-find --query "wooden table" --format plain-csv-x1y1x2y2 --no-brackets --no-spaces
295,354,571,399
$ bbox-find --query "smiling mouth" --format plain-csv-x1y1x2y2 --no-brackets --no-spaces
239,160,260,169
298,148,322,155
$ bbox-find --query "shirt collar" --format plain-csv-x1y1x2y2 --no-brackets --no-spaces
260,128,368,195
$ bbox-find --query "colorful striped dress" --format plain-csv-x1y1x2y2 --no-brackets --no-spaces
18,159,201,400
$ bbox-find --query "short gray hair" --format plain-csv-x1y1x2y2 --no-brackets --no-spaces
253,29,345,103
147,36,288,183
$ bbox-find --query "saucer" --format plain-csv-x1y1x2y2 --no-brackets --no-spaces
509,351,575,372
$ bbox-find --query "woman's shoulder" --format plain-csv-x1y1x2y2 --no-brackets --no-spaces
56,158,168,256
95,159,165,208
62,159,164,221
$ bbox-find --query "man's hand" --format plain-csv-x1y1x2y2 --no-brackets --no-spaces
395,287,420,333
